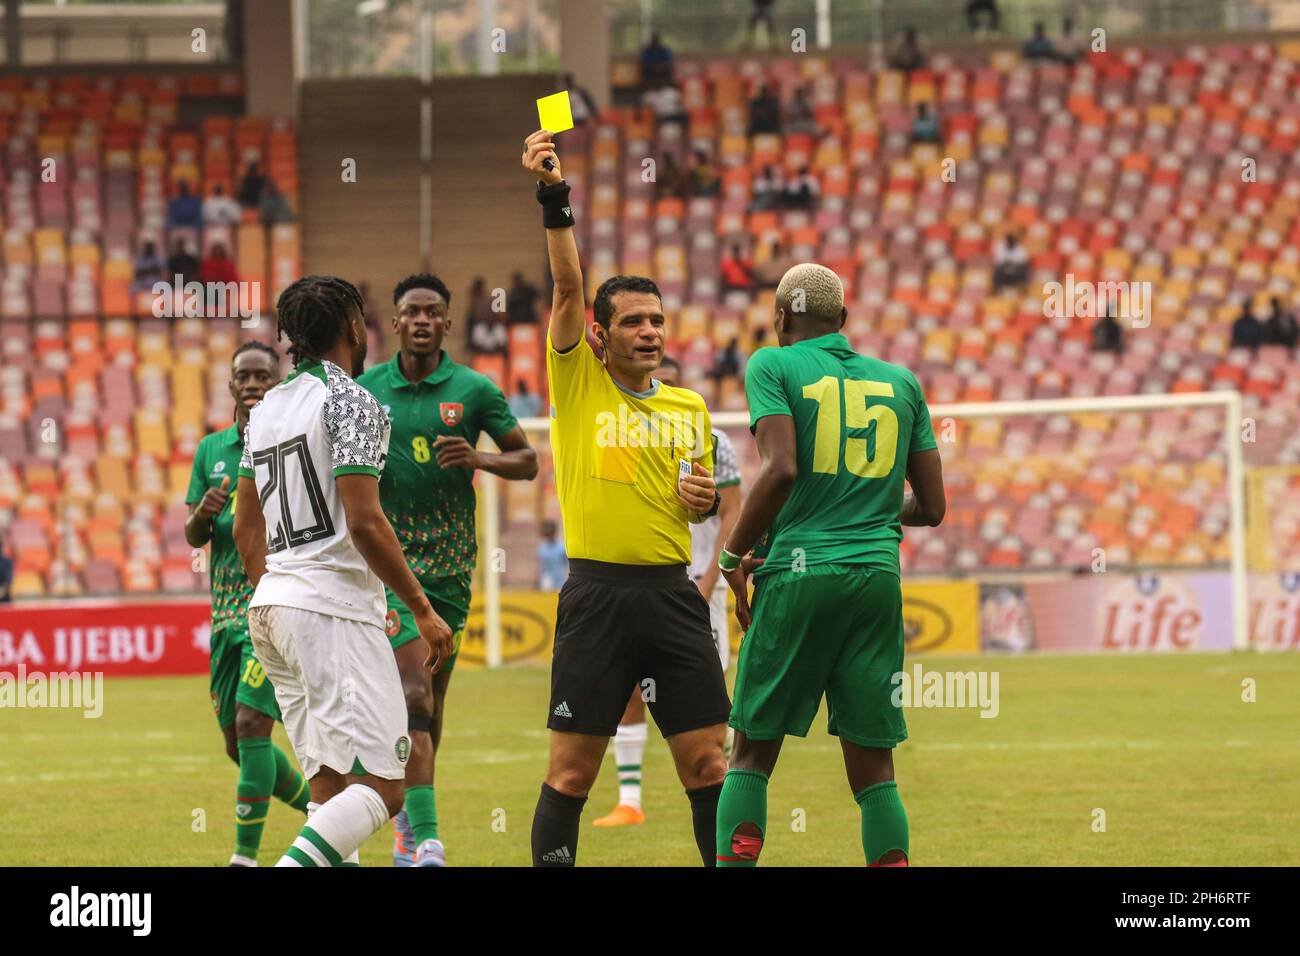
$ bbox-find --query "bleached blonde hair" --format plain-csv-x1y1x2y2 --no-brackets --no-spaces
776,263,845,324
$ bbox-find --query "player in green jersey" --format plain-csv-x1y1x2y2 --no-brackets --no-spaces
356,273,539,867
184,341,310,866
715,263,947,867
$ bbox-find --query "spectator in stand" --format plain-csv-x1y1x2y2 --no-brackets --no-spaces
720,244,754,293
507,271,540,325
1091,301,1124,354
131,239,166,295
751,164,784,210
992,233,1030,291
259,181,295,225
911,102,942,144
747,0,777,49
1230,300,1263,351
1023,21,1057,61
1055,15,1085,64
199,243,239,286
888,26,927,72
753,238,795,288
166,238,200,285
202,183,242,226
641,80,688,131
656,152,689,199
712,336,743,384
237,161,265,208
748,83,782,135
564,72,599,126
465,277,502,355
639,32,674,88
688,149,721,197
470,308,509,358
537,520,569,591
167,180,202,228
784,166,821,209
0,532,12,603
785,85,821,136
1263,296,1297,349
966,0,1001,33
509,379,542,420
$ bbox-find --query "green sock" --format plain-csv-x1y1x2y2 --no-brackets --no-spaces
405,785,439,843
272,745,310,812
715,769,768,867
855,781,909,865
234,736,275,859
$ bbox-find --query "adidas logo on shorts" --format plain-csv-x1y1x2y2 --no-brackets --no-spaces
552,700,573,718
542,846,572,863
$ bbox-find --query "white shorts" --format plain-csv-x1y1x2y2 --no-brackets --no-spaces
706,581,731,672
248,604,409,781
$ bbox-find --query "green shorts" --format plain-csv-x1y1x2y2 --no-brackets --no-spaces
209,626,281,728
730,564,907,749
383,580,468,673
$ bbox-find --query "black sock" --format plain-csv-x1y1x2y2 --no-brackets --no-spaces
531,783,587,867
686,782,724,867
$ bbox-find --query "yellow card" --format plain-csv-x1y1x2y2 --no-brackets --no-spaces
536,91,574,134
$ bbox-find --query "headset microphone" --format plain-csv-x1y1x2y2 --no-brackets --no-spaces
597,330,642,362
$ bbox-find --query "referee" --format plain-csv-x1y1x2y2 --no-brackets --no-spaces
522,129,731,867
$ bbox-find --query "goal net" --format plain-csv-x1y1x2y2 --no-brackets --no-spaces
466,390,1257,664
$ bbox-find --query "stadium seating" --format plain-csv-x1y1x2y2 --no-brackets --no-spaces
0,72,301,597
4,43,1300,595
513,41,1300,574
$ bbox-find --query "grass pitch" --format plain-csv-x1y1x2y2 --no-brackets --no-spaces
3,651,1297,866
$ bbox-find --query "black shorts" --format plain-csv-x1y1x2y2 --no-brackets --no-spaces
547,559,732,738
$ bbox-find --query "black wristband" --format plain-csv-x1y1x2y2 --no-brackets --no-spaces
537,180,575,229
704,490,721,519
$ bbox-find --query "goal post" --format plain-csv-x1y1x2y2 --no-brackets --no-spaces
476,390,1250,665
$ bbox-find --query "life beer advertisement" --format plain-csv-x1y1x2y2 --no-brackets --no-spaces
987,571,1300,653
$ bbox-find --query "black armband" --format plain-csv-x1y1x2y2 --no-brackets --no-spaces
537,180,575,229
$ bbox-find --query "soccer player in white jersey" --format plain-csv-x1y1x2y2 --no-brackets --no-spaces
593,355,744,827
233,275,453,867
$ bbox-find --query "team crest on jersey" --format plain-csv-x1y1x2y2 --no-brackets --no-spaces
440,402,463,426
395,736,411,762
384,609,401,637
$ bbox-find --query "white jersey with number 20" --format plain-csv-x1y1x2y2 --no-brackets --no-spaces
239,358,392,628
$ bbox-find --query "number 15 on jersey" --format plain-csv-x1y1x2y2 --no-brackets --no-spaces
802,377,900,479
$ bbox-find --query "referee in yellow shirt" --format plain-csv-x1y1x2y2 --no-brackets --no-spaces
523,130,730,866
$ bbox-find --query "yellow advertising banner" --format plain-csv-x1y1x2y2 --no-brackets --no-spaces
458,579,980,668
900,580,980,655
458,591,558,667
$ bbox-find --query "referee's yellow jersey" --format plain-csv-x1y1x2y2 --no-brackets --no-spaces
547,334,714,565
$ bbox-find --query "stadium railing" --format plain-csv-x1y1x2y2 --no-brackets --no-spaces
608,0,1290,57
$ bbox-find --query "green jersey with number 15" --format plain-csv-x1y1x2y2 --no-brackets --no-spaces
744,333,936,578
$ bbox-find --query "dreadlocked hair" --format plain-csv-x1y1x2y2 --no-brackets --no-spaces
275,275,366,366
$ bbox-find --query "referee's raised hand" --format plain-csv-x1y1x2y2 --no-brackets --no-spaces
679,461,716,518
522,130,563,185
